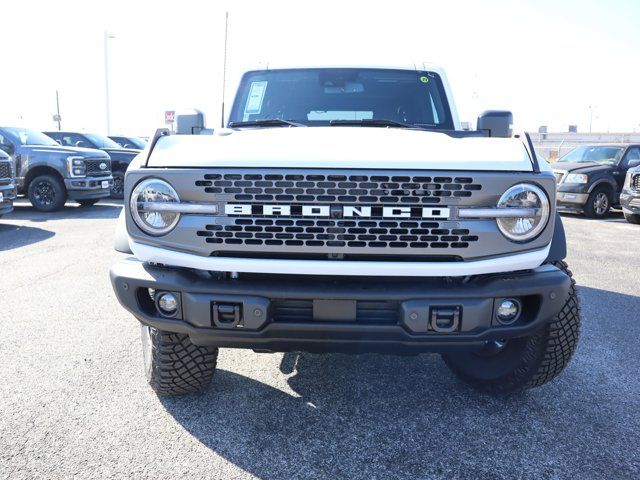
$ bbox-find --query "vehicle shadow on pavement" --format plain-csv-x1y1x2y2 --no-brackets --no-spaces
0,223,55,251
5,202,122,222
160,284,640,479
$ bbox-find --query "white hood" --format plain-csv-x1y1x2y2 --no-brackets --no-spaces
147,127,534,171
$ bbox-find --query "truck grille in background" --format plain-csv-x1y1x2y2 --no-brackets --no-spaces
195,173,482,204
85,158,111,176
272,299,399,324
0,162,11,180
197,218,479,250
633,174,640,192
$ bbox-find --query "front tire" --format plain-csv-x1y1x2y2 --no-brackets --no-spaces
583,186,611,218
110,171,125,199
141,325,218,396
624,212,640,224
27,174,67,212
442,260,581,394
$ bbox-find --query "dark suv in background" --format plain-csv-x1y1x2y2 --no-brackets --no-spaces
0,127,112,212
0,149,16,217
108,135,147,150
553,144,640,218
620,165,640,224
44,131,141,199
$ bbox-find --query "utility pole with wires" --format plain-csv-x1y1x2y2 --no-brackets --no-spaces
221,12,229,128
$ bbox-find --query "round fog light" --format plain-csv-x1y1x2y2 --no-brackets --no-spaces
496,299,520,325
156,292,178,317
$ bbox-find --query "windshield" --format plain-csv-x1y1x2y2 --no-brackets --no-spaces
558,146,624,165
83,133,121,149
228,68,454,129
126,137,147,149
3,127,59,146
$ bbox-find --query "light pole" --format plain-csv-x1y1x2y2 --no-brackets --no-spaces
588,105,596,134
104,31,115,134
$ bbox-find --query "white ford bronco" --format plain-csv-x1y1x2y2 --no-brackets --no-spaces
110,64,580,396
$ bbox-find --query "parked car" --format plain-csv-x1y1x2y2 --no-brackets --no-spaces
108,135,147,150
620,165,640,224
110,64,580,397
553,144,640,218
0,127,112,212
44,131,141,199
0,149,16,217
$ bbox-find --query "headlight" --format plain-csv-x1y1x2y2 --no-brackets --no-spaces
130,178,180,236
564,173,588,184
496,183,550,242
67,156,86,178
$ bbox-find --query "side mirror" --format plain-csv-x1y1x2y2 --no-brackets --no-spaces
477,110,513,138
627,159,640,169
176,109,207,135
0,144,14,155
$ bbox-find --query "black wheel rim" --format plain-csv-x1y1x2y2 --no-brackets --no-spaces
34,181,56,206
112,175,124,196
593,192,609,215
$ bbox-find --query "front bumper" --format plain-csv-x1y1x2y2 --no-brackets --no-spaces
556,190,589,209
110,259,571,354
620,191,640,214
65,176,113,199
0,182,16,215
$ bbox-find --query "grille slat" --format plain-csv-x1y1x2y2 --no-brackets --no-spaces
198,173,481,204
199,218,477,250
272,299,398,324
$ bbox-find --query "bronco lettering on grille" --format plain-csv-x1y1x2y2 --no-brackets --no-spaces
224,204,451,219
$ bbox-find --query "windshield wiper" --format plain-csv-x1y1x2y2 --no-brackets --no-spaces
228,119,305,128
329,119,418,129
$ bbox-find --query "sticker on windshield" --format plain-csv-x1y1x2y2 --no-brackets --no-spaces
244,81,267,115
419,76,429,84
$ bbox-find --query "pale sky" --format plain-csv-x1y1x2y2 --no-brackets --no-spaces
1,0,639,136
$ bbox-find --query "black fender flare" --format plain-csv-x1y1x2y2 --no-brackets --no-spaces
545,213,567,263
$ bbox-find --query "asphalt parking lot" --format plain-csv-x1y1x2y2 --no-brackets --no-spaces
1,199,639,480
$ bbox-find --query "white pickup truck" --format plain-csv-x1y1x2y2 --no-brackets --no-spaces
110,64,580,396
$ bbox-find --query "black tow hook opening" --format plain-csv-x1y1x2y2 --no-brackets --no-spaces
212,302,243,328
429,306,461,333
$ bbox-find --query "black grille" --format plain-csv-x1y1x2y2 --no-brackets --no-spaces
0,161,11,180
85,158,111,176
272,299,399,324
197,218,479,250
195,173,481,205
633,174,640,192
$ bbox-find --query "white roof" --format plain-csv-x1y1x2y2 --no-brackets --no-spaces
247,61,445,74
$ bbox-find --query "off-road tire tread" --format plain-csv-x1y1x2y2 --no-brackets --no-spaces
443,260,581,394
148,328,218,396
